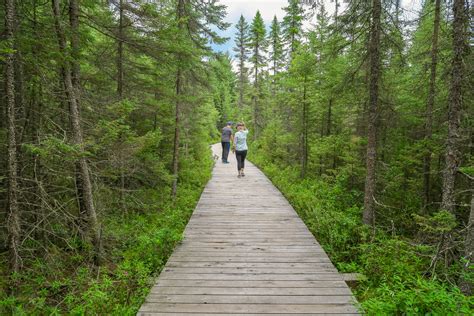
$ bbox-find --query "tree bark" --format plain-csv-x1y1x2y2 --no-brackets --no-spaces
363,0,381,227
238,70,244,109
423,0,441,211
460,188,474,295
69,0,88,225
52,0,101,265
171,70,182,199
238,34,246,109
326,98,332,137
253,42,260,139
171,0,186,199
117,0,124,98
300,75,308,178
441,0,467,214
69,0,80,101
5,0,21,274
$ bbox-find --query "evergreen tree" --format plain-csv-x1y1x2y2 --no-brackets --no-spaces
282,0,304,58
170,0,229,198
249,10,267,137
233,14,250,109
362,0,382,227
211,53,237,127
423,0,442,209
52,0,102,264
269,15,284,77
441,0,469,214
5,0,21,275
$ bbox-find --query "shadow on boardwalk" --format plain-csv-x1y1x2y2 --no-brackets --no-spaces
138,143,360,315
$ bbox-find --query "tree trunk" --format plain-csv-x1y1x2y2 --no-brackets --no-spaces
31,0,45,242
5,0,21,275
238,42,245,109
15,51,25,144
441,0,467,213
423,0,441,211
460,188,474,295
253,43,260,139
171,70,181,199
300,76,308,178
52,0,101,265
239,70,244,109
117,0,124,98
69,0,80,102
69,0,88,226
171,0,185,199
326,98,332,137
319,108,325,176
363,0,381,227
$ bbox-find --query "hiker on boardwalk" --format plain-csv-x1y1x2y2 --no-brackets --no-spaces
233,122,249,178
221,122,233,164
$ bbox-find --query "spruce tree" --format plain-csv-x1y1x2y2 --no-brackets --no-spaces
269,15,284,77
5,0,21,275
249,10,267,137
441,0,468,214
170,0,229,198
282,0,304,58
233,15,250,109
362,0,382,227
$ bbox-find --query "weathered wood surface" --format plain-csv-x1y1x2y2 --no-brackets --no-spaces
138,144,359,315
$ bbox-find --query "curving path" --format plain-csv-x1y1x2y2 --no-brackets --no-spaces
138,144,359,315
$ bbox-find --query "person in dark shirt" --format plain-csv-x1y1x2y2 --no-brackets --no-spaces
221,122,234,164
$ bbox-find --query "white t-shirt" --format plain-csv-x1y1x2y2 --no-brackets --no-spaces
234,129,249,151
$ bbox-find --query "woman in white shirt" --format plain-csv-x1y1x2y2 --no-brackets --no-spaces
233,122,249,178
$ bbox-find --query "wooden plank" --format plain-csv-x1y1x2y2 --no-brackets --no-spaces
167,256,331,263
158,272,345,281
183,236,316,240
139,303,359,313
154,280,348,288
169,252,330,258
179,244,321,248
174,244,324,252
148,287,352,296
166,262,334,268
162,267,338,274
184,234,314,237
145,294,353,304
138,313,359,316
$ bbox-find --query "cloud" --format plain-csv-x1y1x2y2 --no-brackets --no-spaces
212,0,286,56
223,0,286,23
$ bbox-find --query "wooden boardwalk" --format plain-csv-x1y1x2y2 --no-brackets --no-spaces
138,144,359,315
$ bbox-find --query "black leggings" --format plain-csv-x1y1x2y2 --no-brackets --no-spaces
235,150,247,171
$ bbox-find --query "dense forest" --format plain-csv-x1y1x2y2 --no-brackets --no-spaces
0,0,472,314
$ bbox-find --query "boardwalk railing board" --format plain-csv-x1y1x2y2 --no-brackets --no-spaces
137,144,360,315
